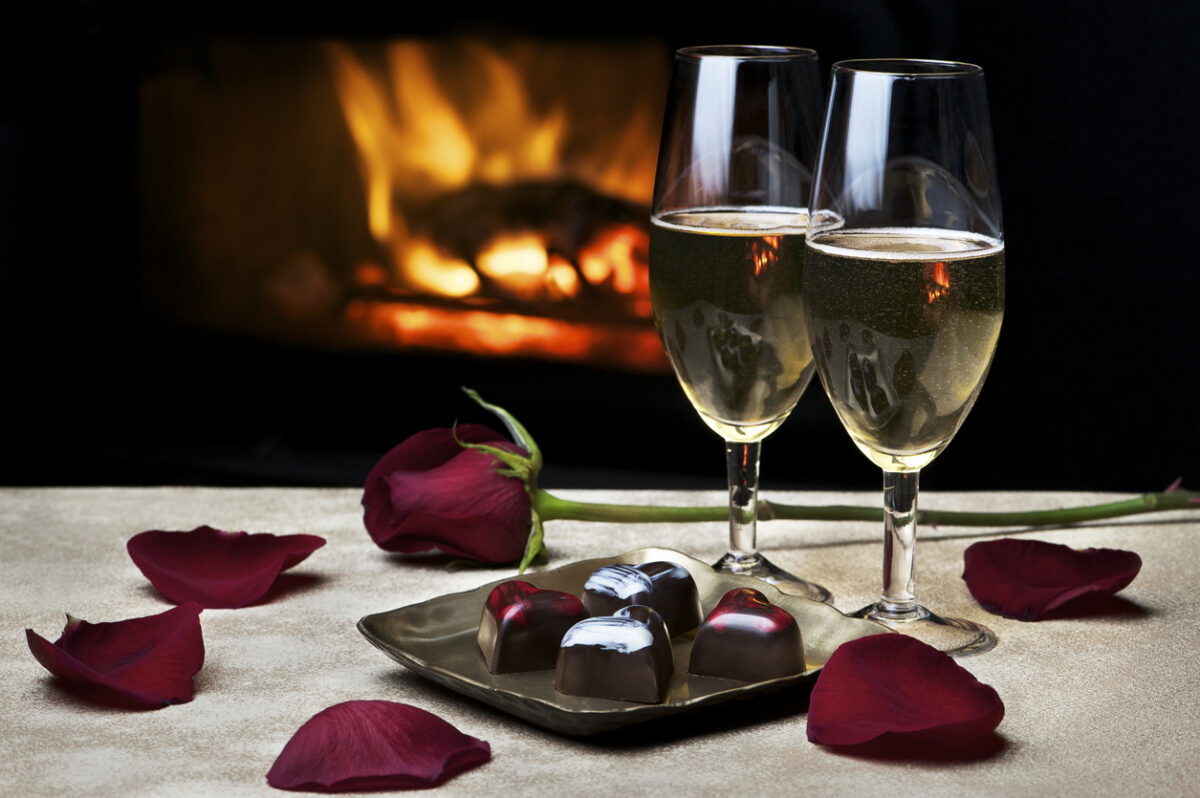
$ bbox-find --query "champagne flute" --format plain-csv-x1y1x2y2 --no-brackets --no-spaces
649,45,830,601
803,59,1003,654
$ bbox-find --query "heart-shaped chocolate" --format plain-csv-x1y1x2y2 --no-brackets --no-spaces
554,605,674,704
582,561,702,637
477,580,588,673
687,588,806,682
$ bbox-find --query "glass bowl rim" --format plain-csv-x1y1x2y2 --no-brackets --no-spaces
676,45,819,61
832,58,983,77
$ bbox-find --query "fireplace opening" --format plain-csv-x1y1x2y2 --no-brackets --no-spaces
139,38,670,372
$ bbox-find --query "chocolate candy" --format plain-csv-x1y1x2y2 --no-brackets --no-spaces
477,580,588,673
687,588,806,682
554,605,674,703
582,561,702,637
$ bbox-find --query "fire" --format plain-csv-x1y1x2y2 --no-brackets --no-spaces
403,239,479,298
925,261,951,303
751,236,781,277
344,300,668,371
579,226,648,294
475,232,558,301
325,39,669,370
328,41,573,211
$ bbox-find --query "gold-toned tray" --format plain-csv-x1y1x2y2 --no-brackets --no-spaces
358,547,887,736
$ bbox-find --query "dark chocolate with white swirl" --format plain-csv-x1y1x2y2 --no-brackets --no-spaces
582,561,702,637
554,605,674,703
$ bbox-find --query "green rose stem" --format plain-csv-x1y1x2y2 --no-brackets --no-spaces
462,388,1200,572
534,488,1200,527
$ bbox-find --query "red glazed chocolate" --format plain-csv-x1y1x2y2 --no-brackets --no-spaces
687,588,805,682
477,580,588,673
554,605,674,704
582,561,702,637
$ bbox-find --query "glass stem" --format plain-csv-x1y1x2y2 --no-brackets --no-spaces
725,440,762,566
877,469,924,620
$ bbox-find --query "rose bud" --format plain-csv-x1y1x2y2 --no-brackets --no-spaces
362,424,532,564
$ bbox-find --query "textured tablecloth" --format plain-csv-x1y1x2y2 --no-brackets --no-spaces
2,487,1197,796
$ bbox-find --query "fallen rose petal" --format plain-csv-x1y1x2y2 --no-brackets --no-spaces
963,538,1142,621
362,424,531,564
266,700,490,792
26,602,204,708
127,526,326,609
807,635,1004,747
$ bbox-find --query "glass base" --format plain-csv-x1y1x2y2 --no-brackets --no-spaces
853,603,996,657
713,551,833,604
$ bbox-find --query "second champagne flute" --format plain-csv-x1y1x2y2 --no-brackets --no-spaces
649,45,829,601
804,59,1004,654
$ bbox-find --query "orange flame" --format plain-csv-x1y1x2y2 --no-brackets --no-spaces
345,299,667,371
925,261,951,303
751,236,781,276
326,39,668,370
327,40,662,286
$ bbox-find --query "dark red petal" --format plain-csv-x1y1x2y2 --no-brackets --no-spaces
963,538,1142,621
26,602,205,708
807,635,1004,747
266,701,490,792
127,526,326,609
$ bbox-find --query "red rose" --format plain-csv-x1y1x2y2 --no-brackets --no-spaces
362,424,532,564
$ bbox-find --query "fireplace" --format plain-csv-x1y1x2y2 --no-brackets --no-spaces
139,38,671,372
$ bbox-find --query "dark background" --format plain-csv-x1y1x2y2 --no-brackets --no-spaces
3,1,1197,493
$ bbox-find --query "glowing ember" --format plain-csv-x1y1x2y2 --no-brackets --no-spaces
344,300,666,371
476,232,554,301
403,239,480,298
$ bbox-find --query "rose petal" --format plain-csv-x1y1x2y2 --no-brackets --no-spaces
26,602,205,708
266,701,490,792
362,424,531,564
127,526,326,609
963,538,1142,620
807,635,1004,747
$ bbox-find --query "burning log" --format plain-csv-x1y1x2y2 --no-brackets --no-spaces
384,179,648,311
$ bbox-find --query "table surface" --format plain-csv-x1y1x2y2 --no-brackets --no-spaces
2,487,1197,797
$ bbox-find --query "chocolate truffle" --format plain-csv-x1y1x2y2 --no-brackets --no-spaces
554,605,674,703
582,561,702,637
477,580,588,673
687,588,806,682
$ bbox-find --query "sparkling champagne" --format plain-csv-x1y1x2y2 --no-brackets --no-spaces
649,209,815,442
803,228,1004,471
